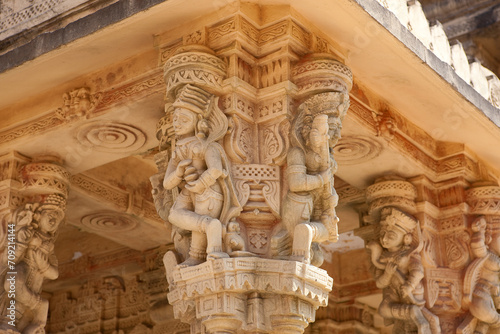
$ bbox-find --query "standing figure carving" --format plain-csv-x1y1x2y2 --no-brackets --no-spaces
281,92,347,266
161,84,241,267
366,207,440,334
0,194,66,334
462,217,500,334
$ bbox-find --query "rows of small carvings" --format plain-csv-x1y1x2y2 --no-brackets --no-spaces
0,112,65,146
256,95,291,123
94,70,164,112
392,133,481,181
349,95,483,183
174,258,332,288
160,13,332,70
57,247,145,280
388,106,439,154
346,96,378,134
220,92,255,122
0,72,165,148
416,203,468,233
170,272,330,307
466,185,500,214
337,184,366,205
0,188,24,211
47,269,169,333
71,173,160,223
71,173,129,209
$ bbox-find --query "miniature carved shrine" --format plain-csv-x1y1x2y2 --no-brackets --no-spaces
1,1,500,334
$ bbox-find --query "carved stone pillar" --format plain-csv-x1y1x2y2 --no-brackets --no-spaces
0,153,70,334
151,6,352,333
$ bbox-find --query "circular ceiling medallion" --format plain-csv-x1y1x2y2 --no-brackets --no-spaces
77,121,146,153
334,136,382,165
81,212,138,232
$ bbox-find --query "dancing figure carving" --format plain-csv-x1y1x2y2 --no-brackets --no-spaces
0,194,66,334
367,207,440,334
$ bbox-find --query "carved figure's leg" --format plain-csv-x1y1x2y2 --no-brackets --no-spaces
422,307,441,334
23,298,48,334
169,189,207,266
292,222,328,264
379,299,430,334
475,321,490,334
178,231,206,267
203,218,228,259
195,186,226,260
470,290,500,329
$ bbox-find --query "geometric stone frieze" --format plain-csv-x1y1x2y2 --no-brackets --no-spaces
21,161,71,197
166,257,332,333
366,177,418,216
466,185,500,215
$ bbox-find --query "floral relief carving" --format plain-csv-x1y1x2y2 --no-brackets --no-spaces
224,115,253,164
56,87,102,120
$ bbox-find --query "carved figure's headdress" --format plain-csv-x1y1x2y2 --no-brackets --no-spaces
40,193,66,212
173,84,213,117
301,92,349,121
380,207,417,234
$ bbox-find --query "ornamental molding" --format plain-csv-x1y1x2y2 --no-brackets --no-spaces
0,71,164,148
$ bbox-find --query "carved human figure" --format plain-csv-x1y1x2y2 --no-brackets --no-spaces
0,194,66,334
366,207,440,334
162,84,241,267
462,217,500,334
282,111,339,265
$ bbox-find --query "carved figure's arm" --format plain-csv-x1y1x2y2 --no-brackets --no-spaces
404,253,424,292
375,266,393,289
163,155,183,190
471,217,488,258
185,145,223,194
287,148,324,192
200,145,223,187
43,253,59,280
